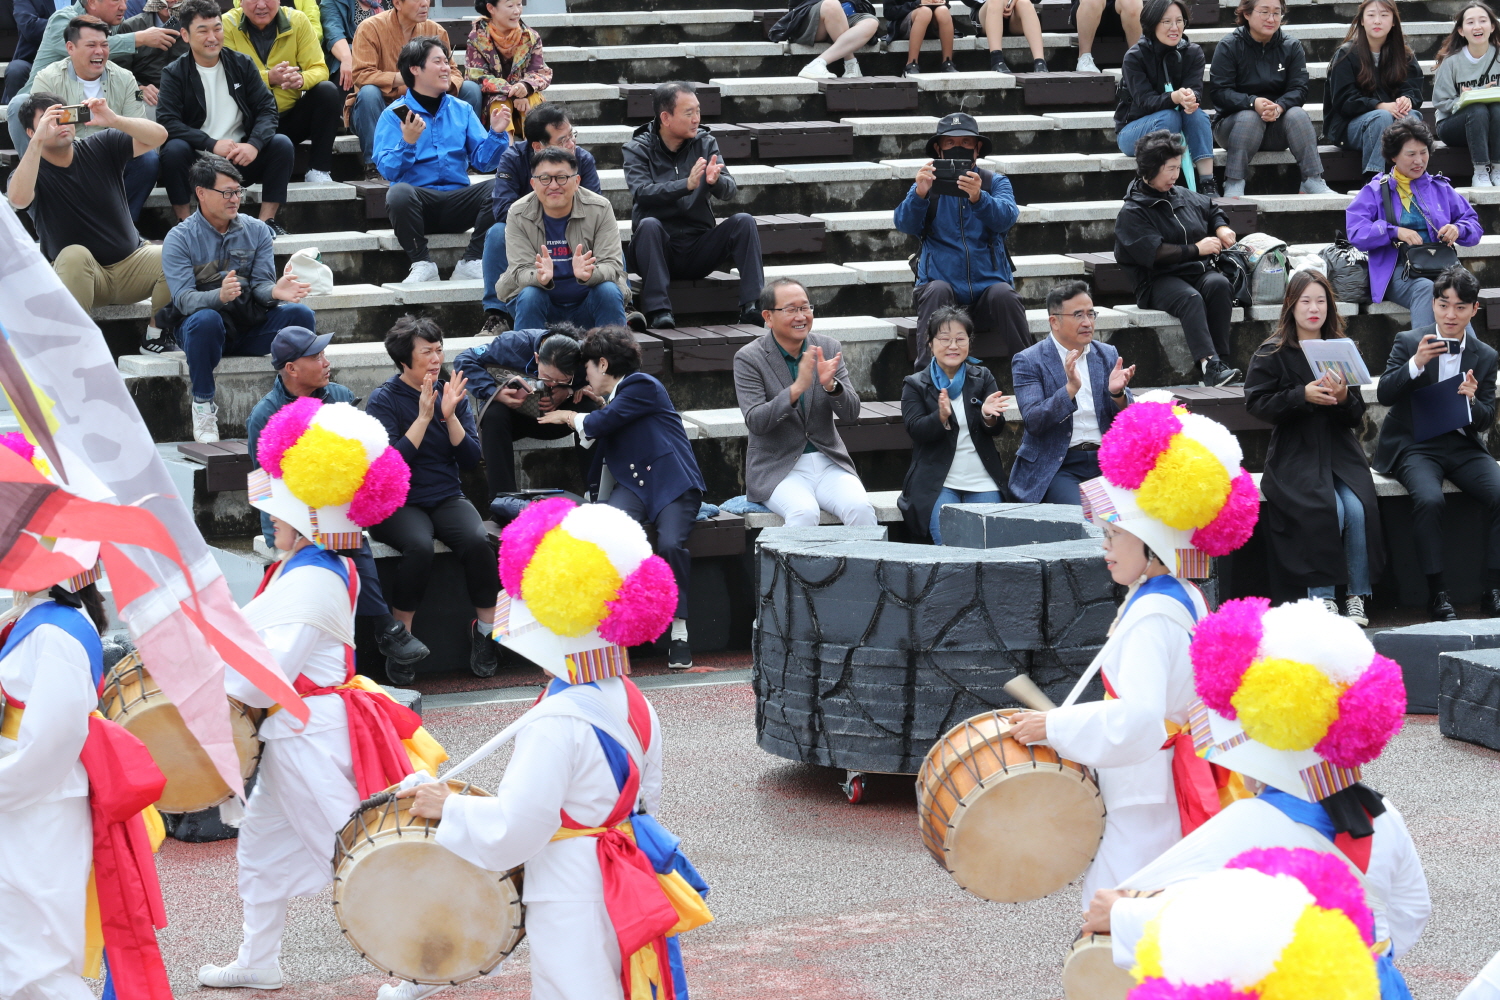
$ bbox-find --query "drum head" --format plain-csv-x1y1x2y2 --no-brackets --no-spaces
1062,935,1133,1000
946,764,1104,902
129,700,233,814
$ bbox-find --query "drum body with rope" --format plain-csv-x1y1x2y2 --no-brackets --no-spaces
916,708,1105,902
333,781,526,984
99,651,263,814
1062,933,1134,1000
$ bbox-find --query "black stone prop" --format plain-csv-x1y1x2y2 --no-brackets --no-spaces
1371,619,1500,715
1438,648,1500,752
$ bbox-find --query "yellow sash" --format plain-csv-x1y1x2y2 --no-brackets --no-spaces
0,703,21,740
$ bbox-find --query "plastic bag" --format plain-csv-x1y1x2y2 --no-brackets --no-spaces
287,247,334,296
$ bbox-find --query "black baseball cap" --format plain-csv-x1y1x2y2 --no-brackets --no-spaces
926,112,993,159
271,326,333,370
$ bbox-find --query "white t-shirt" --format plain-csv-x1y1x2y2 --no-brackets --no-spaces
942,383,998,492
196,60,245,143
1054,336,1102,447
79,75,104,101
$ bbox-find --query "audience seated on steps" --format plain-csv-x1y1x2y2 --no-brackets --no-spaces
895,113,1028,367
734,278,877,528
534,325,707,671
6,0,173,154
1373,265,1500,623
775,0,879,80
495,146,630,333
244,325,431,679
452,323,589,500
158,0,294,234
885,0,957,77
223,0,342,186
374,35,512,284
364,315,501,681
347,0,481,178
1346,119,1480,332
962,0,1049,74
899,306,1012,545
623,81,765,330
1431,5,1500,190
1116,0,1216,196
233,0,323,43
1325,0,1426,184
1244,270,1383,626
1009,281,1134,504
1074,0,1142,73
481,103,601,334
162,154,315,444
1114,130,1243,387
1208,0,1331,196
320,0,386,94
7,92,172,351
32,16,158,220
4,0,56,102
464,0,551,143
114,0,191,111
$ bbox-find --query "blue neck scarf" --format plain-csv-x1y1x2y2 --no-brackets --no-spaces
928,358,967,399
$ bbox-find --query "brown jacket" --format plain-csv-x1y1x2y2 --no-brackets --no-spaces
342,11,458,120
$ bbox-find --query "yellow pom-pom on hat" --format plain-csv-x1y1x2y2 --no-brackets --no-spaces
1232,656,1345,752
280,424,370,508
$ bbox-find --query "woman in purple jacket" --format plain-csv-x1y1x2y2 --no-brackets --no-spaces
1345,119,1481,331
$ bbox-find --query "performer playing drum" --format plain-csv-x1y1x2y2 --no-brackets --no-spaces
1007,391,1259,909
199,400,446,989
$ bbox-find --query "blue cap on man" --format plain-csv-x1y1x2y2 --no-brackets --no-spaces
270,326,333,370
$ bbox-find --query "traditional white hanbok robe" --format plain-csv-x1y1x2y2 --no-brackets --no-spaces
1045,579,1207,909
1460,951,1500,1000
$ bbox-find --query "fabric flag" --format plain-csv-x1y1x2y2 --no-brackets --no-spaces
0,201,307,795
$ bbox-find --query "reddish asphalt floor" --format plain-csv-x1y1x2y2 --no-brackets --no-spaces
152,682,1500,1000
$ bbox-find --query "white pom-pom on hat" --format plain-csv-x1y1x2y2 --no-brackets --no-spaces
311,401,389,463
1258,598,1375,686
557,503,653,578
1179,410,1244,478
1153,868,1310,988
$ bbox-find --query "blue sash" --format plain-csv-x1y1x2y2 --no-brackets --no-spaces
283,545,350,586
1122,574,1199,623
0,600,104,689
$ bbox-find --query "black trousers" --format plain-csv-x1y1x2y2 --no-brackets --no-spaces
1140,270,1233,363
606,487,701,621
276,80,342,173
160,133,296,207
1042,448,1102,505
1393,438,1500,575
367,496,499,612
912,279,1030,366
477,395,577,496
628,214,764,315
387,177,495,264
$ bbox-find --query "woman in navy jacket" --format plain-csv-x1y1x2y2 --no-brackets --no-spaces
539,326,706,671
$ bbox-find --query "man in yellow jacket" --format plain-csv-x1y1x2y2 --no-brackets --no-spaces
223,0,339,184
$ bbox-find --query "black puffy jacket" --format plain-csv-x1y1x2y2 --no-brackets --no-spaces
1113,179,1229,299
1207,25,1309,118
1115,36,1207,132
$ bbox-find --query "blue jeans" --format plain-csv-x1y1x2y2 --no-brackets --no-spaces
1117,107,1214,164
354,82,484,164
1346,109,1425,173
1308,478,1372,599
1386,269,1436,330
179,302,317,401
481,221,508,313
930,487,1002,545
510,282,627,331
124,149,158,223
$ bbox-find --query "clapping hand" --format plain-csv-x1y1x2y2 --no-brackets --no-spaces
571,245,597,283
938,387,953,427
273,261,311,303
1460,368,1480,399
815,345,842,388
1064,348,1083,397
416,371,438,422
685,157,707,191
489,102,512,134
1108,357,1136,396
218,268,241,304
440,371,468,420
534,250,555,285
981,390,1010,424
705,154,723,186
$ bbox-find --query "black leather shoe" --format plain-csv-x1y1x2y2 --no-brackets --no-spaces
1482,589,1500,617
1430,590,1459,622
738,305,765,327
376,620,429,665
470,620,499,678
385,656,416,687
647,310,676,330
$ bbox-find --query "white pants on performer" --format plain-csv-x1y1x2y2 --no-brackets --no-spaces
0,797,93,1000
235,726,359,969
765,451,877,527
1079,800,1181,910
526,901,623,1000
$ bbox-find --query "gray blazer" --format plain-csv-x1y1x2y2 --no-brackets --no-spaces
733,330,861,503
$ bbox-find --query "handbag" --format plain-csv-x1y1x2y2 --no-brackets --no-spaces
1319,237,1371,304
1381,182,1460,279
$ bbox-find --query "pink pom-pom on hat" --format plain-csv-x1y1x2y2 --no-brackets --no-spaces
1098,400,1182,490
1190,595,1269,717
348,447,411,526
1315,654,1406,769
0,432,35,463
1191,470,1260,556
1128,980,1250,1000
257,395,321,477
1226,847,1374,945
499,496,577,596
599,554,678,647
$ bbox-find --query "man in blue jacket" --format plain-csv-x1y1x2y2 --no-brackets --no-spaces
373,35,510,285
894,113,1029,367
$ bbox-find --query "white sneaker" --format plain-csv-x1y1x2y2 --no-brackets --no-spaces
1299,176,1336,195
798,58,834,80
1222,178,1246,198
1473,166,1494,188
191,400,219,444
1320,598,1341,617
304,168,334,185
377,982,448,1000
1490,164,1500,186
1076,53,1099,73
450,258,484,281
198,962,283,990
843,57,863,78
403,260,440,283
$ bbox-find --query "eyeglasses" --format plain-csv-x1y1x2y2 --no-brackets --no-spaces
932,335,970,346
1160,17,1185,26
1250,6,1283,17
208,186,245,201
537,376,571,389
1050,309,1097,322
768,305,814,316
533,173,577,188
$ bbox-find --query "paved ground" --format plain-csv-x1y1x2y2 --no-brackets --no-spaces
153,678,1500,1000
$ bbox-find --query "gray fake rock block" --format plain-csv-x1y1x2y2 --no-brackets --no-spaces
939,502,1101,550
1370,619,1500,714
383,685,423,717
1438,649,1500,752
757,525,890,546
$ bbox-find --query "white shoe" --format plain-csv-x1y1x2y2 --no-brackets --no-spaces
1490,164,1500,186
1299,176,1336,195
377,982,448,1000
304,168,334,185
1473,166,1494,188
191,400,219,444
1076,53,1099,73
1320,598,1341,617
798,57,834,80
450,258,484,281
198,963,283,990
1222,178,1246,198
403,260,440,283
843,57,863,78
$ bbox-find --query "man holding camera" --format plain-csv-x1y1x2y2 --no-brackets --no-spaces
1374,265,1500,621
895,113,1029,367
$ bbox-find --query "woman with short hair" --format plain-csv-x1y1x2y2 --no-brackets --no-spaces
1325,0,1425,181
465,0,550,140
1116,0,1215,194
